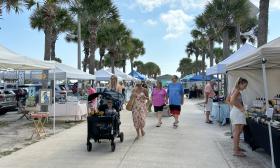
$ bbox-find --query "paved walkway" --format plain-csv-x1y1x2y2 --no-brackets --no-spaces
0,100,271,168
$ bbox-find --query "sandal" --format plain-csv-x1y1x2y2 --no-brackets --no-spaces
238,148,246,152
206,120,213,124
233,152,246,157
134,136,140,141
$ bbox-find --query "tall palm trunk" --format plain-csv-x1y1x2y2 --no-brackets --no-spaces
222,29,230,59
89,22,98,74
44,29,52,61
258,0,270,47
209,39,214,66
195,52,199,75
83,39,90,72
51,40,56,61
130,58,134,73
109,50,115,74
202,53,206,76
99,47,105,70
236,23,241,49
122,60,126,73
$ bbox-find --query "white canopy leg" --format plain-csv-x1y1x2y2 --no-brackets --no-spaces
262,58,275,168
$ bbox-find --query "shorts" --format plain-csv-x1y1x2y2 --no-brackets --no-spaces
205,98,213,112
169,105,181,115
154,105,164,112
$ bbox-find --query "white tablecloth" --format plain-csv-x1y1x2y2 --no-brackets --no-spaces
48,101,87,120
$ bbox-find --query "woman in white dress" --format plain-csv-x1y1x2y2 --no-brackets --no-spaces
228,77,248,157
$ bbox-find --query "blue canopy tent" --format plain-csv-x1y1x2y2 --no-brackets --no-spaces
128,70,146,80
181,74,216,82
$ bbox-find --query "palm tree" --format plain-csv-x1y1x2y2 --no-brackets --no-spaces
133,60,144,73
205,0,250,59
185,40,200,74
129,38,145,72
213,47,223,64
95,21,131,74
257,0,270,47
177,58,193,77
30,3,74,61
0,0,22,15
143,62,161,78
79,0,119,75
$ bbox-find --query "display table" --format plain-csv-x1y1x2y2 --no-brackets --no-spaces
48,101,87,120
244,118,280,168
211,102,230,125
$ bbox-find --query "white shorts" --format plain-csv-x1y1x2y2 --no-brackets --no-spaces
205,98,213,112
230,106,246,125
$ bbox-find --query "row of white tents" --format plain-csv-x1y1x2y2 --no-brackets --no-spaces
0,44,143,82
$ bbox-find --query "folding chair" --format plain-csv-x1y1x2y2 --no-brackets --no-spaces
30,112,49,139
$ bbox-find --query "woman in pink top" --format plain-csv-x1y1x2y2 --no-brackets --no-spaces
86,84,97,110
151,81,167,127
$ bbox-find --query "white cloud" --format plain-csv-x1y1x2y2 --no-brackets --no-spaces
134,0,210,12
160,9,193,40
135,0,170,11
145,19,158,26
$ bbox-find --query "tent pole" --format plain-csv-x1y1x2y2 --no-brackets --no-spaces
262,59,275,168
53,63,56,134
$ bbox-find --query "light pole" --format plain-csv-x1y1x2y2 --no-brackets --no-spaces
77,16,81,70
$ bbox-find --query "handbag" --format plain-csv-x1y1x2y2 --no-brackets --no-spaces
126,96,135,111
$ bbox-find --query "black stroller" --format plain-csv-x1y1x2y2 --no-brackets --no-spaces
87,89,125,152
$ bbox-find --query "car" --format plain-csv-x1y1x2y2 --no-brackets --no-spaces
0,90,17,115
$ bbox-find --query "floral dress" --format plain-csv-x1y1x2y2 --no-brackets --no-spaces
132,92,147,129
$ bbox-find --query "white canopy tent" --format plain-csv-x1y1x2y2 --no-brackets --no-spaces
206,43,256,75
226,37,280,168
226,37,280,105
105,68,135,81
0,44,50,70
45,61,95,80
95,69,122,81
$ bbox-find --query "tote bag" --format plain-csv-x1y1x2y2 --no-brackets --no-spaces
126,96,135,111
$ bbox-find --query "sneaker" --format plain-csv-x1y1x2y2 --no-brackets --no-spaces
173,121,179,127
156,123,161,127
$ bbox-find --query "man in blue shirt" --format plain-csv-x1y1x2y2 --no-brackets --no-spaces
167,75,184,128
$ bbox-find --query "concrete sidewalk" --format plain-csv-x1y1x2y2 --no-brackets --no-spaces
0,99,271,168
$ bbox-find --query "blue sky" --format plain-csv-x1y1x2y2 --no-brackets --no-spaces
0,0,280,76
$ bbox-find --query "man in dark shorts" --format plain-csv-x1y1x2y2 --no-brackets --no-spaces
167,75,184,128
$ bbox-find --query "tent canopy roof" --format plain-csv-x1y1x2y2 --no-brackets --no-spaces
129,70,146,80
46,61,95,80
106,68,134,81
0,44,50,70
227,37,280,71
206,43,256,75
96,69,122,81
181,74,216,82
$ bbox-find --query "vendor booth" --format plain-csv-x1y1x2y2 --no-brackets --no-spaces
96,69,122,81
41,61,95,120
226,37,280,168
205,44,257,125
106,68,135,81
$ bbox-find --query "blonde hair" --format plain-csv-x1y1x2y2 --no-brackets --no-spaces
235,77,248,89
